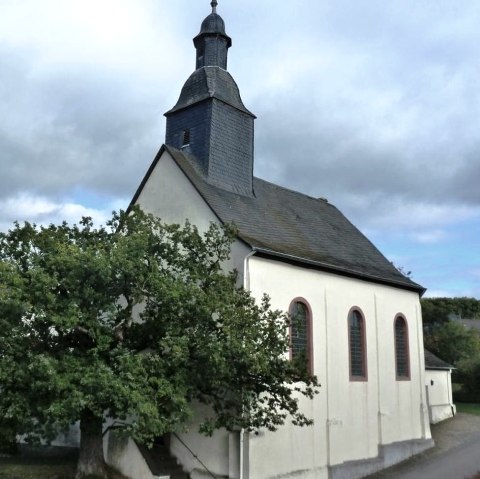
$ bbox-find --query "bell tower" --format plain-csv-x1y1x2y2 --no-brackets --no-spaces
164,1,256,196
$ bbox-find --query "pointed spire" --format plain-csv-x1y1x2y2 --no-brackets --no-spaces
211,0,218,14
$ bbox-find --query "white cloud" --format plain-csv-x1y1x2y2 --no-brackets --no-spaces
423,290,457,299
359,200,480,231
0,193,121,232
410,230,449,245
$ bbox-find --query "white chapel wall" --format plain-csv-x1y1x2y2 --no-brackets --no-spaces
246,255,431,479
134,149,250,279
169,402,232,479
134,149,247,477
133,149,433,478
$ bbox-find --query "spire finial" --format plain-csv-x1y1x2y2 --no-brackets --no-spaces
211,0,218,13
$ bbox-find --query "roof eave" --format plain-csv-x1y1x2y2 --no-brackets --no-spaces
127,144,168,214
128,145,253,251
164,94,256,118
250,246,426,295
425,366,457,371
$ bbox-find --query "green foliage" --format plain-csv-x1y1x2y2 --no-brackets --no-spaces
421,297,480,327
423,312,480,404
0,417,19,454
421,298,451,331
425,321,480,366
0,208,318,451
424,320,480,366
455,355,480,403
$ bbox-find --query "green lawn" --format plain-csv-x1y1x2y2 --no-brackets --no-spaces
0,457,76,479
0,453,129,479
456,403,480,416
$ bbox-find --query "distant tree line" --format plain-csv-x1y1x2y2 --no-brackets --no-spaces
422,297,480,403
422,297,480,324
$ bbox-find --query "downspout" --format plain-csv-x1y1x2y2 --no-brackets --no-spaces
243,250,256,292
239,429,245,479
240,250,256,479
416,302,429,439
448,369,456,417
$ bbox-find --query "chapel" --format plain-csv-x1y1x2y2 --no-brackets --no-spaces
109,2,436,478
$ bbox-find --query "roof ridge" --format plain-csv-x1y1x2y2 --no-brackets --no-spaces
253,175,331,205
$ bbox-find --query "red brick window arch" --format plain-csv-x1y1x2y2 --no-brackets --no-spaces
289,299,313,375
348,308,367,381
395,315,410,380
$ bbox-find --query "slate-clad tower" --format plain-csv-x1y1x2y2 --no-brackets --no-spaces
165,1,256,196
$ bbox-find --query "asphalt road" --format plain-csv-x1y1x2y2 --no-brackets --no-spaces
366,413,480,479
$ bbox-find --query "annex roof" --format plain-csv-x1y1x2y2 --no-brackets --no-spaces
130,145,425,294
424,349,454,370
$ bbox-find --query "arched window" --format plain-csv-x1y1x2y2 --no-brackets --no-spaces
289,299,313,375
395,315,410,380
348,308,367,380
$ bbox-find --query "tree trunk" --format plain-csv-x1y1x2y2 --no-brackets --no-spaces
76,409,109,479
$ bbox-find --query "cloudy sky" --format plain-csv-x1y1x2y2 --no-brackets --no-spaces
1,0,479,298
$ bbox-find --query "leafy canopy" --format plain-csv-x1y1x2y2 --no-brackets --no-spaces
424,320,480,366
0,208,318,445
422,297,480,327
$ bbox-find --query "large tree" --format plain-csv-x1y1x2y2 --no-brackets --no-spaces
0,208,318,479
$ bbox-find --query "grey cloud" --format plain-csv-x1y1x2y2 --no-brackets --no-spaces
1,0,480,233
254,88,478,205
0,47,165,202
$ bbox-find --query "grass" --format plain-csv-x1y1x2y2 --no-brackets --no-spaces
0,453,130,479
0,455,76,479
456,403,480,416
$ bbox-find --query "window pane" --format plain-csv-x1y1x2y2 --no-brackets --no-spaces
395,318,409,378
291,302,309,373
350,310,365,377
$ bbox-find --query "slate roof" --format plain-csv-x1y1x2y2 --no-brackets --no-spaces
165,66,255,117
424,349,454,370
130,145,425,294
194,12,232,47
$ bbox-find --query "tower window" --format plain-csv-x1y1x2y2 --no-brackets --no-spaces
182,129,191,147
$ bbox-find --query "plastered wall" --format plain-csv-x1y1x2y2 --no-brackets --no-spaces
135,149,250,279
135,150,432,479
425,369,455,424
246,256,431,478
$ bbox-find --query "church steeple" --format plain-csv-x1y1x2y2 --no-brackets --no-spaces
164,2,256,196
193,0,232,70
